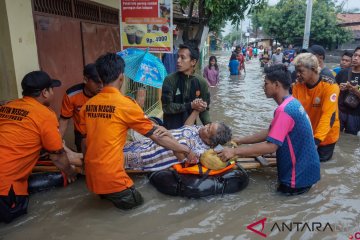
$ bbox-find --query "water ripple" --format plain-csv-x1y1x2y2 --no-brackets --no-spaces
1,51,360,240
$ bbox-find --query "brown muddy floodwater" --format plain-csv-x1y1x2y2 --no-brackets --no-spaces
1,51,360,240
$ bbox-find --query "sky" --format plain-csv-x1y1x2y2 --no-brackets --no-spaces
222,0,359,36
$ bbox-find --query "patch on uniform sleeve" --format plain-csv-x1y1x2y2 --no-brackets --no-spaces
330,93,337,102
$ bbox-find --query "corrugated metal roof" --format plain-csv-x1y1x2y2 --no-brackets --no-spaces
337,13,360,23
337,13,360,39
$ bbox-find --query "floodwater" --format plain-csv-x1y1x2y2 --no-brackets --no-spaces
1,51,360,240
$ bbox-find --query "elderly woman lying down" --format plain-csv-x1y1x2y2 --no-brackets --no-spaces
66,111,231,171
124,121,231,171
128,109,232,172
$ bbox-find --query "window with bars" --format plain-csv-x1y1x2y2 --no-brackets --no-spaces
33,0,118,25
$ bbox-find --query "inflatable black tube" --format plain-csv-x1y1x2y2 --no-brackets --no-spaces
28,172,66,194
148,165,249,198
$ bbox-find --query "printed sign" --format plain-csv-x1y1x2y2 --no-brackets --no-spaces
120,0,173,53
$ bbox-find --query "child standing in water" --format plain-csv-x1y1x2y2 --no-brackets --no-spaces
203,56,220,87
228,53,240,75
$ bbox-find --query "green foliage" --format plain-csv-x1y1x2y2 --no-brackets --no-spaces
178,0,266,31
223,30,243,44
251,0,353,48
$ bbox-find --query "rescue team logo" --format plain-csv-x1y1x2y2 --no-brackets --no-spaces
85,104,115,119
0,106,29,121
330,93,337,102
312,97,321,107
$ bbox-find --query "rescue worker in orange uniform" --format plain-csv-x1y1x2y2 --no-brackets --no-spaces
59,64,103,152
78,53,198,210
292,53,340,161
0,71,77,223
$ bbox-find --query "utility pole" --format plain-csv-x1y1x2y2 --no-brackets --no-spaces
236,22,239,45
240,20,243,45
302,0,313,49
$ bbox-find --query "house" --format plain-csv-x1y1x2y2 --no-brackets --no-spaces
337,13,360,49
0,0,121,111
253,38,273,49
0,0,162,147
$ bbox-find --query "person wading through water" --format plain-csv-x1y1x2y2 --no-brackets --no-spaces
161,41,211,130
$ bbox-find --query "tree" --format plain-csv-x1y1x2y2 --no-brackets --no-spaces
177,0,266,46
251,0,352,49
223,29,245,46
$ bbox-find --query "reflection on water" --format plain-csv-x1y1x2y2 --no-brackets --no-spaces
1,51,360,240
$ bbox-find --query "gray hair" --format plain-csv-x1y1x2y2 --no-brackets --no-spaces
293,53,320,74
209,122,232,147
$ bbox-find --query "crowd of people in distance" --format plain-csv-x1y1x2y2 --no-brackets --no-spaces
1,39,360,224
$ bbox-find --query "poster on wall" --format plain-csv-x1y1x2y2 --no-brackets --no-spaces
120,0,173,53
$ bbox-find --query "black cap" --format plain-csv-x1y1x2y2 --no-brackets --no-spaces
83,63,101,83
21,71,61,91
306,45,326,58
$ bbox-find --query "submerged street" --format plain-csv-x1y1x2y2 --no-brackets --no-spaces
1,51,360,240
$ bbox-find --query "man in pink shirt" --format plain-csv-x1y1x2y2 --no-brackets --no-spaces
217,64,320,195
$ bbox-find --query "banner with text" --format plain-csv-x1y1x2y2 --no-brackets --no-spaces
120,0,173,53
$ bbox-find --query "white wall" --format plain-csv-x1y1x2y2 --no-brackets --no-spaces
5,0,40,97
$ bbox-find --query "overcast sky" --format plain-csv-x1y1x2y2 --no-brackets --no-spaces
222,0,359,36
269,0,358,7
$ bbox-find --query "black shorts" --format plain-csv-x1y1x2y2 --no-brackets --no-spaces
0,187,29,223
318,143,336,162
277,183,312,196
99,187,143,210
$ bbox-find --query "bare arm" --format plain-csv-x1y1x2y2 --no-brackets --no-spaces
63,143,83,167
149,132,197,163
49,151,77,182
184,110,200,126
218,142,278,161
149,134,190,155
59,117,70,137
233,142,278,157
233,129,269,145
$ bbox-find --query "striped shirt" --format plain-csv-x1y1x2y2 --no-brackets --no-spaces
124,125,209,171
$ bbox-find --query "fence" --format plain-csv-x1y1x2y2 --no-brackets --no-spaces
125,80,162,117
